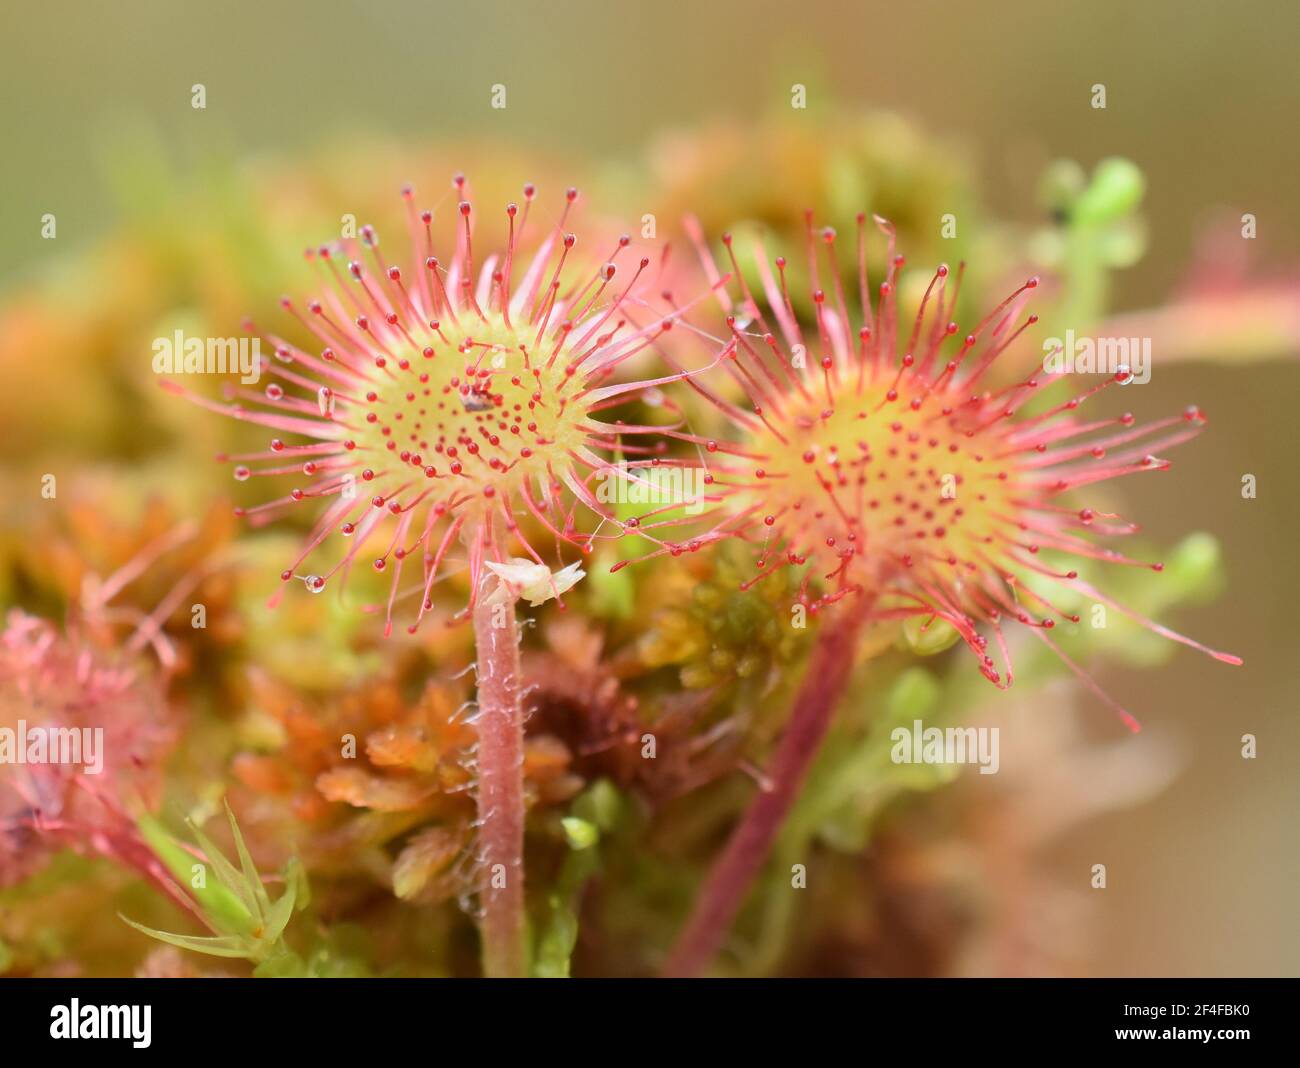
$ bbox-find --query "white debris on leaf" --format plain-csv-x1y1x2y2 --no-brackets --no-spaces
484,559,586,607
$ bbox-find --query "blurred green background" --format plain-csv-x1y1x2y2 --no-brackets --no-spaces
2,0,1297,975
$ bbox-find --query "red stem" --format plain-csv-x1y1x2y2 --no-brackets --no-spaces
473,586,527,978
663,604,867,976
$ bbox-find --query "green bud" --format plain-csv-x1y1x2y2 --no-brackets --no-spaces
560,817,599,851
1163,532,1226,604
1098,216,1148,268
885,667,942,720
1038,159,1087,217
572,778,622,832
1073,158,1145,227
902,614,961,656
587,551,636,619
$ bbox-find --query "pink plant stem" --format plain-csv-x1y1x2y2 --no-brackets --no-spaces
664,604,867,977
473,587,527,978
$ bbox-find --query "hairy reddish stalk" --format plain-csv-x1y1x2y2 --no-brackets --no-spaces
664,602,868,977
473,582,527,978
